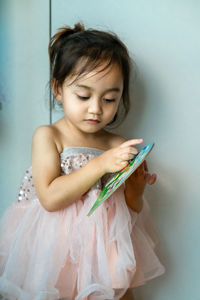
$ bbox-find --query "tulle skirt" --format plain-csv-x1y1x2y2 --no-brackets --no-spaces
0,186,165,300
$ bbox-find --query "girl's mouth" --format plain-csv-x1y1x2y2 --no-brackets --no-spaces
85,119,100,124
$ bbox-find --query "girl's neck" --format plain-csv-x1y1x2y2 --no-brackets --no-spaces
54,117,110,148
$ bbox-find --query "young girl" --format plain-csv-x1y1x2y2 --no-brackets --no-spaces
0,23,165,300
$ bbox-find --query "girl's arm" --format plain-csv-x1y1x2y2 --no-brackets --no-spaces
125,188,143,213
124,160,157,213
32,126,141,212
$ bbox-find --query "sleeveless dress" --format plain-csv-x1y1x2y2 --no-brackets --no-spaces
0,147,165,300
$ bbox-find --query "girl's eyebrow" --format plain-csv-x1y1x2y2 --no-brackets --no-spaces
75,84,121,93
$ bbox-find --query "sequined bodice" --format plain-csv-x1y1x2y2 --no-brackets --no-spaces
17,147,105,204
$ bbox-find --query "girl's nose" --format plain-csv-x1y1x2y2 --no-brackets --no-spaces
88,98,102,115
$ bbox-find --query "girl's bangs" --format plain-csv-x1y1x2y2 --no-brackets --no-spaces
68,53,120,85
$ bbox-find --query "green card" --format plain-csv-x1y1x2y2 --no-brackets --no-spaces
87,142,155,216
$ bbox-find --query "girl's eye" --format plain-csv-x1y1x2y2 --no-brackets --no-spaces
77,95,89,100
104,99,115,103
77,95,115,102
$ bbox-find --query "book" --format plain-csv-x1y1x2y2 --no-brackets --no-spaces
87,142,155,216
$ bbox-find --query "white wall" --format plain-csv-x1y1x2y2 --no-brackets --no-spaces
51,1,200,299
0,0,49,214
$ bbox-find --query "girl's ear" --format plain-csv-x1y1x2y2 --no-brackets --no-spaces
51,78,62,101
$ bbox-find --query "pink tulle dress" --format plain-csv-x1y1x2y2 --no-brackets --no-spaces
0,147,165,300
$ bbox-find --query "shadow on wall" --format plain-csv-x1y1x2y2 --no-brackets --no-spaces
113,59,181,299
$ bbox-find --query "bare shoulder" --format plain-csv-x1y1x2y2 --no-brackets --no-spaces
32,125,59,152
32,125,61,171
32,124,55,140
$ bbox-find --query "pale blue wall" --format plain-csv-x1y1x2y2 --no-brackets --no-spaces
0,0,49,214
51,1,200,299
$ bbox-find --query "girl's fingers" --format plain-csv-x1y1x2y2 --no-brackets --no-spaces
122,153,134,161
119,139,143,161
120,139,143,149
121,147,138,159
131,148,139,155
146,173,157,185
151,173,157,184
144,160,157,184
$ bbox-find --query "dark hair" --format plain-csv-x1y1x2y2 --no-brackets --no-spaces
48,22,136,127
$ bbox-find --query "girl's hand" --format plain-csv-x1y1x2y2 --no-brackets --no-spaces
126,160,157,196
100,139,143,174
124,160,157,212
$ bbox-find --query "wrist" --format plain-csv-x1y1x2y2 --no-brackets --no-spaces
125,192,143,213
94,154,108,177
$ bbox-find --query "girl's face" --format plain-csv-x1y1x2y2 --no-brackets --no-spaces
54,62,123,135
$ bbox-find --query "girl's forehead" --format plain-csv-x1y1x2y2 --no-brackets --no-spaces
66,62,123,88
